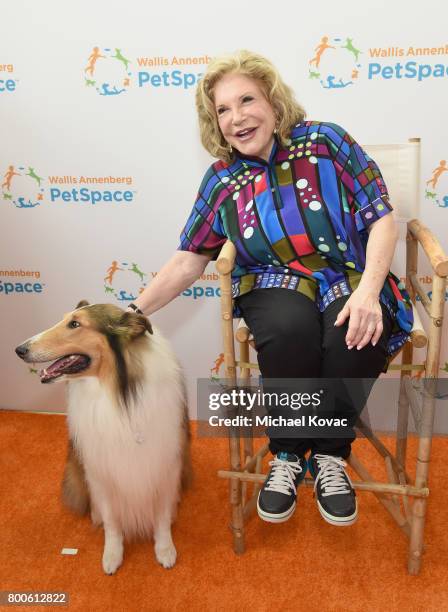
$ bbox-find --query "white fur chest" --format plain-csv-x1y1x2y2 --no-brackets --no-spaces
66,372,183,481
65,374,184,538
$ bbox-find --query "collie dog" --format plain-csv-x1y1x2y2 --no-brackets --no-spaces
15,301,191,574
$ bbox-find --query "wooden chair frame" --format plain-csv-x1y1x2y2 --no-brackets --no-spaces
215,139,448,575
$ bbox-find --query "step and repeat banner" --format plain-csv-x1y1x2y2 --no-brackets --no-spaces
1,1,447,427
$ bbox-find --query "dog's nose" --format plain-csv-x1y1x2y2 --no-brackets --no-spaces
15,344,29,359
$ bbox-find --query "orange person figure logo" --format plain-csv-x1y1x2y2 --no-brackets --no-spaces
210,353,225,379
426,160,447,189
85,47,105,77
2,165,20,191
104,260,124,284
309,36,335,68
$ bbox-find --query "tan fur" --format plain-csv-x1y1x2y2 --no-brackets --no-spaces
21,304,143,397
23,310,113,381
62,439,90,515
119,311,153,337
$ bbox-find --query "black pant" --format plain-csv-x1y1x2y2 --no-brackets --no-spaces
235,288,394,459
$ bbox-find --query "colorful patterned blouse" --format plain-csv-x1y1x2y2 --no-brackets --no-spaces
178,121,414,356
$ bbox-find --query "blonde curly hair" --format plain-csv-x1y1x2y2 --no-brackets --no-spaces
196,50,306,164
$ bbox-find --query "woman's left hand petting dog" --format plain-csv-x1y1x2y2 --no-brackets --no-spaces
15,300,192,575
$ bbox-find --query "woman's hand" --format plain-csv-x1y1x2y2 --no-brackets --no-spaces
333,289,384,350
334,214,398,350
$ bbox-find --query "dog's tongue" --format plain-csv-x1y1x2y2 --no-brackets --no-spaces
40,355,87,383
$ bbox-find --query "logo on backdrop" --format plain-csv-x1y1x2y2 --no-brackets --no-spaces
308,36,362,89
84,47,132,96
425,159,448,208
103,266,221,305
2,165,136,207
308,36,448,89
104,261,147,303
181,271,220,300
0,269,44,296
1,165,44,208
84,47,211,95
0,63,17,94
210,353,225,381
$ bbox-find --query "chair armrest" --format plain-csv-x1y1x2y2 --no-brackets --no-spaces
216,240,236,274
410,303,427,348
235,318,250,343
408,219,448,277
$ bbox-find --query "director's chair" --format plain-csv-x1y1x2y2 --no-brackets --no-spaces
215,138,448,575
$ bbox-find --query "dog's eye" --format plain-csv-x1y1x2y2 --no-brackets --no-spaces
68,320,80,329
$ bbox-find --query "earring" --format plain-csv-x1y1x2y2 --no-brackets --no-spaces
228,143,233,154
273,127,278,135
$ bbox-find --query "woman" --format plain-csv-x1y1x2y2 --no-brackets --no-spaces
127,50,413,527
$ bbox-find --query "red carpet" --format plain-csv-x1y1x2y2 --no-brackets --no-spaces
1,410,447,611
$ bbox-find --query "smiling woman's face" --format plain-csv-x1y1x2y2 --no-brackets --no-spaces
213,73,277,162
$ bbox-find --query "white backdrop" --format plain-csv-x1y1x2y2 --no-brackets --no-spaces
2,0,447,428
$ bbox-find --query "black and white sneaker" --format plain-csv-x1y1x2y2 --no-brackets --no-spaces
309,453,358,526
257,452,307,523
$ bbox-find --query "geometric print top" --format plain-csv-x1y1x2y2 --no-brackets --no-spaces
178,121,414,357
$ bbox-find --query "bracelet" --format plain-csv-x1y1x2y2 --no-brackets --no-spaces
127,303,144,315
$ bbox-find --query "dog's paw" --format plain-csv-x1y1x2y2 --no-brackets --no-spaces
155,542,177,569
102,547,123,575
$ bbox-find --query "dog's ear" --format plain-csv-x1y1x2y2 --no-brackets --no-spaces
120,311,153,338
76,299,90,309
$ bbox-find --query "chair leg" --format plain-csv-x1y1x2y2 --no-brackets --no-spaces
408,378,437,574
408,439,431,575
229,433,245,554
240,338,253,505
408,272,446,573
230,483,245,554
396,344,413,475
408,497,427,574
242,432,253,505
